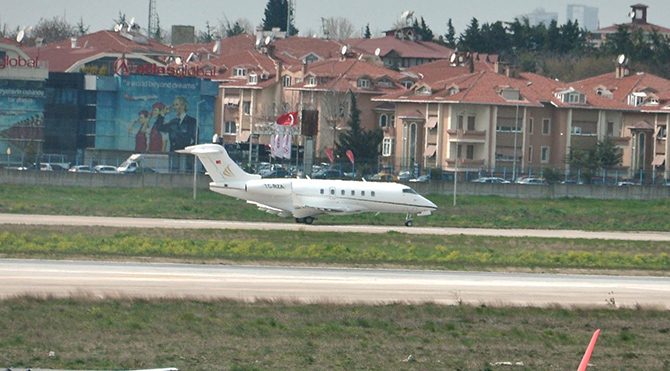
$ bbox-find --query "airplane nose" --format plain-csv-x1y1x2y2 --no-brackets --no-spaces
422,196,437,210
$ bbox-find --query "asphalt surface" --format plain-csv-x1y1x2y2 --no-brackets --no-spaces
2,213,670,241
1,213,669,308
1,259,669,308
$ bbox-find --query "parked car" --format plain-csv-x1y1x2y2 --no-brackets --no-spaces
368,172,398,182
311,168,343,179
398,171,412,181
260,167,290,178
94,165,119,174
617,180,638,187
68,165,93,173
409,174,431,183
516,177,547,185
471,177,510,184
40,163,69,171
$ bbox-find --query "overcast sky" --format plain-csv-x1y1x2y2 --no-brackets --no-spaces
2,0,670,37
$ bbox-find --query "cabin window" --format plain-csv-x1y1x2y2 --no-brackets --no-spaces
341,190,345,195
330,189,335,195
402,188,417,194
361,191,365,196
320,189,324,194
351,190,355,196
371,191,375,197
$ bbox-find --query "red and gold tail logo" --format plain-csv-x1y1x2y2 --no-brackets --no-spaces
223,165,234,178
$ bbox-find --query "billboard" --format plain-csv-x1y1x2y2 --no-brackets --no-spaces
96,74,214,153
0,79,45,161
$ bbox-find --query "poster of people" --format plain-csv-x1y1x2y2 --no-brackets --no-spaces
102,75,215,153
0,79,45,159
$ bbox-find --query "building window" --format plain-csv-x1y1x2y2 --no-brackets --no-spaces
382,137,393,157
234,67,246,77
224,121,236,134
541,146,550,163
401,80,413,89
457,144,462,158
542,118,551,135
248,73,258,85
466,144,474,160
306,76,317,86
379,114,388,128
242,101,251,115
457,115,464,130
467,116,475,131
528,118,533,134
357,78,370,89
528,145,533,163
282,75,292,87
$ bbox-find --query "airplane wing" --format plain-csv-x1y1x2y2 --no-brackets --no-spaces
246,201,292,217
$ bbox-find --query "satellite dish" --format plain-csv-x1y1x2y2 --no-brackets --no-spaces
16,29,25,43
374,47,381,56
129,17,135,26
628,11,636,19
341,45,348,55
449,53,457,64
255,37,261,47
175,56,182,65
264,36,271,45
213,40,220,53
616,54,626,64
114,23,122,32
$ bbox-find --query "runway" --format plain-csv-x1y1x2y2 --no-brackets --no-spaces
1,259,669,308
2,213,670,241
1,213,669,308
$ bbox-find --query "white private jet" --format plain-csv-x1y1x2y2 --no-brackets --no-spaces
179,143,437,226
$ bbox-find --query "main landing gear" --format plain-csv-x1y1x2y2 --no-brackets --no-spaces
295,216,315,225
404,214,414,227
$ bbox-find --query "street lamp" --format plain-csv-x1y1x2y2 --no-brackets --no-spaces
6,147,10,167
193,100,205,200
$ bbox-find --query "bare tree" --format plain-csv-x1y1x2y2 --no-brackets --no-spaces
32,16,77,44
320,17,356,40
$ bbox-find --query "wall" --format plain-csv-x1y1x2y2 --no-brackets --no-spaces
3,169,669,200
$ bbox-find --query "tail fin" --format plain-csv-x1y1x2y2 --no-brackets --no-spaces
178,143,259,183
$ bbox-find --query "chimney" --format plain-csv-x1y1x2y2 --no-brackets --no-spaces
70,37,78,49
275,60,283,83
468,56,475,73
301,59,308,76
615,65,630,79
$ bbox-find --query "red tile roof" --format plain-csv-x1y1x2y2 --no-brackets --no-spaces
287,56,407,94
345,35,453,60
271,36,344,67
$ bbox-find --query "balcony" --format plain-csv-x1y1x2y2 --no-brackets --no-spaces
445,158,485,169
447,129,486,142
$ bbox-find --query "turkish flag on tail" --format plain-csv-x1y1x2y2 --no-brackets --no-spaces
346,149,355,165
276,111,298,126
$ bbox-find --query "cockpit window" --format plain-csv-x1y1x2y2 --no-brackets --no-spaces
402,188,417,194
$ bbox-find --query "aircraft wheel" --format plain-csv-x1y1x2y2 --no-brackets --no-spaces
404,219,413,227
304,216,315,225
295,218,304,223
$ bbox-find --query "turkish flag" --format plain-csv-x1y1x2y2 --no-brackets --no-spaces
345,149,355,165
276,111,298,126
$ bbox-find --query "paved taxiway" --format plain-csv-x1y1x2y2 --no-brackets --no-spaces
2,213,670,241
1,213,668,308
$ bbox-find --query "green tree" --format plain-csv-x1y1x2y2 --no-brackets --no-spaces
459,17,482,51
444,19,456,48
595,138,623,180
335,92,383,173
261,0,298,36
364,24,371,39
418,17,434,41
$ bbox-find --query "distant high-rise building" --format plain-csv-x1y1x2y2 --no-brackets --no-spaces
567,4,599,31
519,8,558,27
